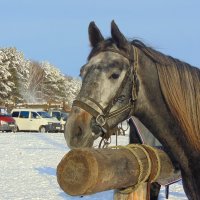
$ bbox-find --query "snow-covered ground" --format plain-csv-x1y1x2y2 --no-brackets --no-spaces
0,132,187,200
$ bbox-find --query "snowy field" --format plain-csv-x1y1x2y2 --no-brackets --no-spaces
0,132,188,200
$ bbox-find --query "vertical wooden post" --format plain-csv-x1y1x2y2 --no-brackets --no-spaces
114,183,148,200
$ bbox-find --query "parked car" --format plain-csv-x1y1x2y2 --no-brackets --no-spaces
11,108,62,133
48,109,69,131
0,113,17,132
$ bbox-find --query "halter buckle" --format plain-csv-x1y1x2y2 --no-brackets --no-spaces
96,114,106,127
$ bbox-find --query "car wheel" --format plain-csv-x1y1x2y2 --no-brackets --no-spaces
15,126,19,132
39,126,46,133
12,126,18,133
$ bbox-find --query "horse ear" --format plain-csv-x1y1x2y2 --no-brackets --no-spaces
88,21,104,47
111,20,128,49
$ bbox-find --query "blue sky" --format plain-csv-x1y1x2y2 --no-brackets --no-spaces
0,0,200,77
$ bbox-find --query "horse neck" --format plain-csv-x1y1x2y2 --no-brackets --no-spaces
131,47,200,200
133,51,191,168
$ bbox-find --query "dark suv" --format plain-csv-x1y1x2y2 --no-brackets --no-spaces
48,110,69,132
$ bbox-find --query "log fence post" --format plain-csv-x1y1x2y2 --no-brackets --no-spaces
57,145,180,199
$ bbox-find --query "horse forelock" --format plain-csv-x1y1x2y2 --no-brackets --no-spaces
88,38,116,60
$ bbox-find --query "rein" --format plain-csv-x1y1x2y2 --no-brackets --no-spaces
73,46,139,141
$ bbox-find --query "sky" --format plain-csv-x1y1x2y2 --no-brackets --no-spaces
0,0,200,77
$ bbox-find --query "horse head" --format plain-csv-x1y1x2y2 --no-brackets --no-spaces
65,21,138,148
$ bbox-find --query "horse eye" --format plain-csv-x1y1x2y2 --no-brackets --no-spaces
110,73,120,79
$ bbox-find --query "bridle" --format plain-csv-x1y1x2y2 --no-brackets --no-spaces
73,46,139,140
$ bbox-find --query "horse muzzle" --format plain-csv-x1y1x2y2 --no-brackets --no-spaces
64,106,95,148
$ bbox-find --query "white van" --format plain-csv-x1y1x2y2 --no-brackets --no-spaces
11,108,62,132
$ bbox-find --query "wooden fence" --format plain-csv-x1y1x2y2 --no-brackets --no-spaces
57,144,180,200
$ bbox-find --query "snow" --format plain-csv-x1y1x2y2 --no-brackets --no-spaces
0,132,188,200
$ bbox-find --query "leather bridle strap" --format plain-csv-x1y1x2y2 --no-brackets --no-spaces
106,101,133,120
73,46,139,138
103,63,133,116
73,100,100,118
73,63,133,131
73,99,110,134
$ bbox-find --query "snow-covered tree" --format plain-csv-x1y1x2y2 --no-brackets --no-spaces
41,61,68,102
40,62,81,105
0,50,13,104
0,47,81,106
63,75,81,105
1,47,30,103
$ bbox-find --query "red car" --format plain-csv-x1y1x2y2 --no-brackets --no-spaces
0,113,17,132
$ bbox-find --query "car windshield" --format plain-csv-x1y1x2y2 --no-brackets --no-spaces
52,112,60,120
37,111,51,118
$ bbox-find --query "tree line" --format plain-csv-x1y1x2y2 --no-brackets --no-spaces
0,47,81,106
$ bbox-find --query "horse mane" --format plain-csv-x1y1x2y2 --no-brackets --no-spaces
131,40,200,151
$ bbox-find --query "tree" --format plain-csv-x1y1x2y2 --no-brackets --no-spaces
0,50,14,104
63,75,81,105
1,48,30,103
24,61,45,102
41,61,69,102
0,47,81,106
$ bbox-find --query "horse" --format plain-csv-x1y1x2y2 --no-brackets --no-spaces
64,21,200,200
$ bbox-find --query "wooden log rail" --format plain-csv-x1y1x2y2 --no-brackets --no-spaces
57,144,180,199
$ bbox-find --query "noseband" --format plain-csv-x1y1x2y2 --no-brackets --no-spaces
73,46,139,139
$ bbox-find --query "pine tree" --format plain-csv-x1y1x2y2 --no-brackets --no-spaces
1,48,30,103
41,61,68,102
0,50,14,104
0,47,81,106
63,75,81,105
